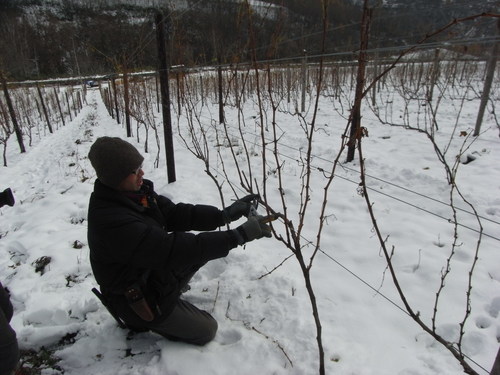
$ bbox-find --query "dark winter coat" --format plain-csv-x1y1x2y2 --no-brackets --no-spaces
87,179,239,327
0,282,19,375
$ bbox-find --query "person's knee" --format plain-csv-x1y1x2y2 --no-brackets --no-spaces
193,317,218,346
184,312,218,345
205,317,218,343
150,300,219,345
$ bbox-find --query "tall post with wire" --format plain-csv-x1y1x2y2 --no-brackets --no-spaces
301,49,307,113
346,0,372,163
473,18,499,137
155,11,176,183
123,67,132,138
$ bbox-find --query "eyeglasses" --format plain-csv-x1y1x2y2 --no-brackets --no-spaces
131,165,143,175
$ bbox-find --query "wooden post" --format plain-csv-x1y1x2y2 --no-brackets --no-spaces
301,50,307,112
371,51,379,107
346,0,372,163
108,87,113,119
65,91,72,121
0,71,25,153
218,64,224,124
155,74,160,113
427,48,440,104
234,69,239,108
286,66,291,104
77,91,82,112
176,71,182,115
53,87,65,126
71,92,77,118
36,84,53,134
123,69,132,137
106,87,114,119
474,19,499,137
111,76,120,124
156,12,176,183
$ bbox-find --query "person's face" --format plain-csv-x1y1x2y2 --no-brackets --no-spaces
117,166,144,192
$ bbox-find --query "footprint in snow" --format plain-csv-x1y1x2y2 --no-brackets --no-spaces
487,296,500,319
216,328,242,346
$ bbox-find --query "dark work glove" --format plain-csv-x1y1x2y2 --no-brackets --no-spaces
223,194,259,223
233,215,272,245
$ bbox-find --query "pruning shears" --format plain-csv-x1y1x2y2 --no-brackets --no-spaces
248,197,279,224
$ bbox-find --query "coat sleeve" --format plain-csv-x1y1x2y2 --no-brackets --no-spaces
156,195,226,231
89,206,238,273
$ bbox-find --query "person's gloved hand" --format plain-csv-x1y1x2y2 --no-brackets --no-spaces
223,194,259,223
233,215,272,245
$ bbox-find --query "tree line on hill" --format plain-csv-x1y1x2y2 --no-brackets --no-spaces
0,0,496,81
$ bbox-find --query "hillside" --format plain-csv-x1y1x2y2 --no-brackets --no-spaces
0,0,497,80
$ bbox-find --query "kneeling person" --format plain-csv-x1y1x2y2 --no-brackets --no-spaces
87,137,270,345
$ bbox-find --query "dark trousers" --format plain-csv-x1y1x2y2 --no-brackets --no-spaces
146,265,217,346
149,298,218,346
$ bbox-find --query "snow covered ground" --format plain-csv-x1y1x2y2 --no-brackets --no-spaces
0,79,499,375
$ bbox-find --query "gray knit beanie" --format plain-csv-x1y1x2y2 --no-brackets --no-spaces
88,137,144,189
